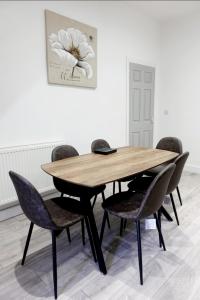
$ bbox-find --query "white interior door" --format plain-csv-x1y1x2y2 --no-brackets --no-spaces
129,63,155,147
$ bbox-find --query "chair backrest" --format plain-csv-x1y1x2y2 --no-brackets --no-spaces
136,163,176,219
91,139,110,152
9,171,56,230
156,137,183,154
167,152,189,194
52,145,83,197
52,145,79,161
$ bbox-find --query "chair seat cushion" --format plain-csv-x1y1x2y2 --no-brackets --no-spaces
102,191,144,219
45,197,84,228
128,176,153,192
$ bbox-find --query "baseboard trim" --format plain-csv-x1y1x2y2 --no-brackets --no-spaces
185,164,200,174
0,189,59,222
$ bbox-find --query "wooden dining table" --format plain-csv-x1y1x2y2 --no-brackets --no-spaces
41,146,178,275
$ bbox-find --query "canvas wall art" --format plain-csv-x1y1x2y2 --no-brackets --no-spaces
45,10,97,88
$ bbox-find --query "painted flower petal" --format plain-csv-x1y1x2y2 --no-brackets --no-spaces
77,61,93,79
68,28,87,48
57,29,72,51
79,43,95,60
76,66,86,77
51,41,63,49
52,49,77,67
49,33,58,44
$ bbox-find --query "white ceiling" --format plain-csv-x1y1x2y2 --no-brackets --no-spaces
131,1,200,22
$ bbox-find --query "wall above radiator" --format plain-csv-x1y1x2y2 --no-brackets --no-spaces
0,141,63,209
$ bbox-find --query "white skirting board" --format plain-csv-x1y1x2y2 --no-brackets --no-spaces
185,164,200,174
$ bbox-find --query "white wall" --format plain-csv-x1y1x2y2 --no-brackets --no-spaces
0,1,160,154
158,12,200,172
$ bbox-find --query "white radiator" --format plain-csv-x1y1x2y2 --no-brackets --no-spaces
0,141,63,209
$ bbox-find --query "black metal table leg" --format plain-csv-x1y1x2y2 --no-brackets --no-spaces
160,205,173,222
87,211,107,274
81,195,107,275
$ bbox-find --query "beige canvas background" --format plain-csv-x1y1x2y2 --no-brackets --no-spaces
45,10,97,88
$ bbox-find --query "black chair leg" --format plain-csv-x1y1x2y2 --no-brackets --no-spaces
113,181,116,194
118,181,122,193
51,230,57,299
160,205,173,222
84,217,97,262
124,219,127,231
92,195,97,208
120,219,124,236
21,222,34,265
102,192,111,229
158,209,162,247
136,220,143,285
60,193,64,197
154,213,166,251
81,218,85,246
176,186,182,206
100,211,108,244
170,193,180,225
66,227,71,243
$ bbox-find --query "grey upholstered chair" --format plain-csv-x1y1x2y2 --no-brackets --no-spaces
9,171,97,299
146,136,183,205
91,139,136,235
100,164,175,285
52,145,109,230
128,152,189,226
91,139,116,195
91,139,138,235
91,139,110,152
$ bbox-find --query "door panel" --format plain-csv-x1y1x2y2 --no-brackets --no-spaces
129,63,155,148
130,132,140,147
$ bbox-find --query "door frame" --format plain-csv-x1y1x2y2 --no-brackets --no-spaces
125,56,157,145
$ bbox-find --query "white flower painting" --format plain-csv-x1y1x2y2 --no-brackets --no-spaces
45,10,97,88
49,28,95,79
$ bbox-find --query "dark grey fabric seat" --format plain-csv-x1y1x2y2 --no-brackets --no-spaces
102,191,144,219
100,164,175,285
9,171,97,299
128,152,189,226
52,145,107,235
145,137,183,205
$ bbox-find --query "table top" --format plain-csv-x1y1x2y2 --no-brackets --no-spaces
41,146,178,188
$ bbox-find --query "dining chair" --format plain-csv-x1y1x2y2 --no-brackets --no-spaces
9,171,97,299
91,139,135,235
146,137,183,205
128,152,189,226
91,139,116,195
52,145,109,231
100,163,175,285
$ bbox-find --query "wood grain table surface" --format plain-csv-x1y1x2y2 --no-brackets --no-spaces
41,146,178,188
